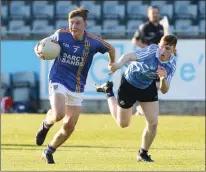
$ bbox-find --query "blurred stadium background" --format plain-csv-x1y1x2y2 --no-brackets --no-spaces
1,0,205,114
1,1,205,171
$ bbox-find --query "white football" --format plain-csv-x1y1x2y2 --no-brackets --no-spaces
37,37,61,60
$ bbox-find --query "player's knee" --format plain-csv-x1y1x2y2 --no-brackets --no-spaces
52,110,65,122
62,122,75,133
148,121,158,131
118,121,130,128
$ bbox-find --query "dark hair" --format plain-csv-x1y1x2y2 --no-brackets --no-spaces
148,5,160,12
68,6,89,21
161,35,178,47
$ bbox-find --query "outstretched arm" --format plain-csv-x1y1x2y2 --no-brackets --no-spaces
108,52,136,75
107,46,115,63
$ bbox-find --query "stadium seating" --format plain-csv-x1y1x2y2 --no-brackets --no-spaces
199,20,205,35
1,26,7,37
32,20,54,35
55,20,69,30
150,1,173,20
11,72,39,112
12,71,36,87
86,20,102,36
56,1,74,19
102,19,126,36
1,0,205,37
1,73,11,97
8,20,31,36
127,1,147,19
80,1,101,19
175,19,199,36
32,1,54,19
198,1,206,19
174,1,197,19
1,4,8,20
126,20,143,36
103,1,125,19
10,1,30,19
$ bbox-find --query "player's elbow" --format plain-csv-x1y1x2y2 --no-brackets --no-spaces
161,88,169,94
161,90,168,94
108,46,115,53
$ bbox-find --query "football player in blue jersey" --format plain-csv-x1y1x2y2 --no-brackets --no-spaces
96,35,177,162
34,6,115,164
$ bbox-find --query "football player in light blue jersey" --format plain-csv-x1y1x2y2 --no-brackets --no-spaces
35,6,115,164
96,35,177,162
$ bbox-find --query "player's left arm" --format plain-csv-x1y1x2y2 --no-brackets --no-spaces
157,65,176,94
108,52,136,75
96,38,115,63
107,45,115,64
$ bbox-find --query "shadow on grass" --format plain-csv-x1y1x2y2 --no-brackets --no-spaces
1,144,123,151
1,144,204,151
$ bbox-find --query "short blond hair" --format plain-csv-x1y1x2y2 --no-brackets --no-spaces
68,6,89,21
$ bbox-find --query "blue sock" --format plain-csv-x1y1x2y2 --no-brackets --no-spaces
45,144,56,155
105,88,114,98
139,148,148,155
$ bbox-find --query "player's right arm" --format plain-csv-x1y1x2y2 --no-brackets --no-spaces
34,29,60,60
108,45,157,74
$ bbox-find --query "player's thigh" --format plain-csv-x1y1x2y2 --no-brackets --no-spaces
49,83,66,116
117,75,137,109
116,75,136,123
117,105,133,124
139,101,159,124
62,90,83,128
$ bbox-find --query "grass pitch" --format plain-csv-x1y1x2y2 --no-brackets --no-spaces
1,114,205,171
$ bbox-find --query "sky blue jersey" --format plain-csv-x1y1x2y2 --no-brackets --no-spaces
124,44,177,89
49,29,111,92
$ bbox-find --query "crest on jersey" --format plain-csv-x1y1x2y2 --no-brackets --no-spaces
73,45,80,53
53,85,58,90
119,100,125,105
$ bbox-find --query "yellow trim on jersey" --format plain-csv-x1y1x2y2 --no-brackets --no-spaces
75,39,90,92
87,33,111,49
55,28,70,33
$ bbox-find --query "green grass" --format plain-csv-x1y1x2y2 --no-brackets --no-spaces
1,114,205,171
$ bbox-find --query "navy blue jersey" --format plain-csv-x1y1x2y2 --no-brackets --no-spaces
125,44,176,89
49,29,111,92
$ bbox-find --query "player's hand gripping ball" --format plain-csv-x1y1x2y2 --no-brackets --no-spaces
35,37,61,60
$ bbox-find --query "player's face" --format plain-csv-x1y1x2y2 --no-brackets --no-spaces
159,41,176,61
148,8,160,23
69,16,87,38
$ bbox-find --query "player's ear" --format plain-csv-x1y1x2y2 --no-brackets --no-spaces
173,47,176,54
85,22,87,27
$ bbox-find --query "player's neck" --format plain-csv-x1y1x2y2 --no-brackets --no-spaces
72,32,85,41
159,55,170,62
151,21,159,26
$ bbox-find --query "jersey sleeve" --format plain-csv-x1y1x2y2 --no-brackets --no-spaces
96,38,111,54
134,44,157,62
49,29,61,42
166,58,177,84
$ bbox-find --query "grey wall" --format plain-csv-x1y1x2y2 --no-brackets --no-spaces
40,100,205,115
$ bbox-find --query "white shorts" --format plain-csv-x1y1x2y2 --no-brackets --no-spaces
49,82,84,106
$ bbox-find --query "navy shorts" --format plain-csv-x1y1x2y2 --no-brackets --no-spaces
117,75,158,109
